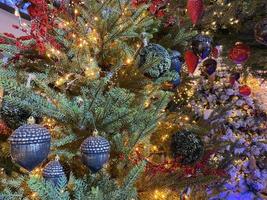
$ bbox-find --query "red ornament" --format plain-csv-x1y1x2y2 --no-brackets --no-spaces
239,85,251,96
185,50,199,74
187,0,204,25
229,42,250,64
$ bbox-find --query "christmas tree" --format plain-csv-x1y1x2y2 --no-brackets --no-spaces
0,0,266,199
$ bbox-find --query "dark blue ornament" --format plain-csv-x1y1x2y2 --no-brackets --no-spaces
43,158,66,186
170,50,183,73
192,35,212,59
172,76,181,87
9,124,51,171
201,47,212,59
203,58,217,75
80,135,110,173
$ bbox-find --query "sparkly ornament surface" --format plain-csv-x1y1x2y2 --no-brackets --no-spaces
80,135,110,173
43,158,66,186
0,100,31,130
138,43,171,78
171,131,204,165
254,18,267,46
9,124,51,171
228,42,250,64
170,50,183,73
187,0,204,25
192,35,212,59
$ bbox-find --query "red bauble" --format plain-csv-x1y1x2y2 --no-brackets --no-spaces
228,42,250,64
239,85,251,96
185,50,199,74
187,0,204,25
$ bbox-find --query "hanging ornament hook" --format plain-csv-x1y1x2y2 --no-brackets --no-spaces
26,73,36,88
55,155,60,161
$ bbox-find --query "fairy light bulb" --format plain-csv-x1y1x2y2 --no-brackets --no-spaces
74,9,78,14
14,8,20,17
126,58,132,64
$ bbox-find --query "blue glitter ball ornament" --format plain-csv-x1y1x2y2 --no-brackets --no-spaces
9,124,51,171
192,35,212,59
170,50,183,73
172,74,181,87
80,134,110,173
43,157,66,186
138,43,171,78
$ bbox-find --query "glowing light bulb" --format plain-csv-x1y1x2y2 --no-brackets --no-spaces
126,58,132,64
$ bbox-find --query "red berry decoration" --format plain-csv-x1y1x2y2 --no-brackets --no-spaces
185,50,199,74
187,0,204,25
239,85,251,96
0,120,11,136
228,42,250,64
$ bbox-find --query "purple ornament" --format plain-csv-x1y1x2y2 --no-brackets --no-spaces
203,58,217,75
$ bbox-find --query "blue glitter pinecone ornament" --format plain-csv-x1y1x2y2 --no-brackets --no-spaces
43,156,67,186
9,122,51,171
80,130,110,173
138,43,171,78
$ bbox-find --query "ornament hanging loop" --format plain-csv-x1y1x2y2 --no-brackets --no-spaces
55,155,60,161
26,73,36,88
141,32,149,47
92,129,98,136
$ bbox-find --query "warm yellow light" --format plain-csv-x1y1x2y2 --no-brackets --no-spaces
31,192,37,198
94,17,98,21
126,58,132,64
152,146,158,151
74,9,78,14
